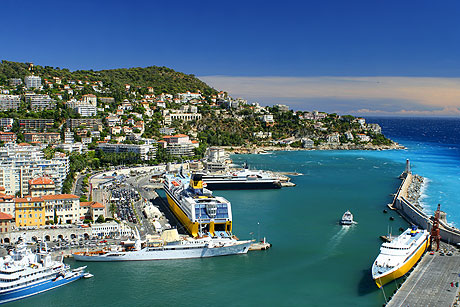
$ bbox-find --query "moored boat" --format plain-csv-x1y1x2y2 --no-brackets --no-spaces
73,229,251,261
202,164,282,190
371,226,430,288
0,242,88,304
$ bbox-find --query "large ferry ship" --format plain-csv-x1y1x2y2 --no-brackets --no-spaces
163,171,233,237
0,242,88,304
371,226,430,288
201,167,282,190
73,229,251,261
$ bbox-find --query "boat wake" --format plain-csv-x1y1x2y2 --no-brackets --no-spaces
328,226,352,252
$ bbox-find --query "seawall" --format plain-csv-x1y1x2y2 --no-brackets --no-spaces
391,172,460,245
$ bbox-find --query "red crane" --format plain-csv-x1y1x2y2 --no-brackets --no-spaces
430,204,441,251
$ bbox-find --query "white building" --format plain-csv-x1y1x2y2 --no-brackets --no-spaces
76,104,97,117
26,94,55,111
24,76,42,89
163,110,202,125
82,94,97,106
97,143,157,160
43,194,80,224
0,95,20,111
91,221,133,238
0,145,69,196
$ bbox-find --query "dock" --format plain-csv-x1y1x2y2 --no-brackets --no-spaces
249,240,272,251
386,252,460,307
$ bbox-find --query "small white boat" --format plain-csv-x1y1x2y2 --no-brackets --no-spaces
83,273,94,279
340,210,354,225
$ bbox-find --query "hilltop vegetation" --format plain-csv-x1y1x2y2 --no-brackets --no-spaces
0,60,216,97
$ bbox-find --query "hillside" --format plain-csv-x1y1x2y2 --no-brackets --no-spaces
0,60,217,96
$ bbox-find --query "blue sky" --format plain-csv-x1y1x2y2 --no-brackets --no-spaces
3,0,460,115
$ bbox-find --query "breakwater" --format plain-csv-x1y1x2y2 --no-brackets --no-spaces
391,170,460,245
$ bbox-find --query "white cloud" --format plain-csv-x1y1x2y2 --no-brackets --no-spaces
200,76,460,116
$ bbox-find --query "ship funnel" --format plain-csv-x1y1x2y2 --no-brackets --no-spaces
190,173,204,195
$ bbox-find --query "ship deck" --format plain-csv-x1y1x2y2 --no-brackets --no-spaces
386,252,460,307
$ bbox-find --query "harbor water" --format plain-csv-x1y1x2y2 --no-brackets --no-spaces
10,117,460,306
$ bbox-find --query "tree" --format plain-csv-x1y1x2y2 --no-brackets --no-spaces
96,215,105,223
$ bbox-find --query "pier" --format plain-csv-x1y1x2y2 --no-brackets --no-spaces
385,160,460,306
386,253,460,307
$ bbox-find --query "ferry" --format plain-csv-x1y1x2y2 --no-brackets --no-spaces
0,242,88,304
372,226,430,288
340,210,354,225
202,164,282,190
73,229,251,261
163,171,233,237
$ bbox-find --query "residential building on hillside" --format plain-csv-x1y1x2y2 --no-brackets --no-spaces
0,193,15,216
29,177,56,197
82,94,97,106
43,194,80,224
0,118,13,131
97,143,157,160
80,201,105,221
163,110,202,125
18,119,54,131
162,134,197,157
0,132,17,143
76,104,97,117
26,94,55,111
24,75,41,89
66,118,102,130
0,95,20,111
8,78,22,87
0,145,69,196
0,212,13,233
15,196,45,227
24,132,61,144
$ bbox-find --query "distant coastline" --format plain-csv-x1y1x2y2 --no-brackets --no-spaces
222,143,405,154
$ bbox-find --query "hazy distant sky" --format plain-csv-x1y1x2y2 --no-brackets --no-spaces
3,0,460,116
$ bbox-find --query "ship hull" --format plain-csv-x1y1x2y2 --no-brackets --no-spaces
73,241,252,262
164,186,232,237
373,236,429,288
0,272,84,304
203,181,281,190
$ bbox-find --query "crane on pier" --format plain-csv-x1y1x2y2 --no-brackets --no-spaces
429,204,441,251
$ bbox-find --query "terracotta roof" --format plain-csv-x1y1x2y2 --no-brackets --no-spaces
29,177,54,185
91,202,104,208
0,212,13,220
14,196,43,203
42,194,79,200
80,201,104,208
172,134,188,138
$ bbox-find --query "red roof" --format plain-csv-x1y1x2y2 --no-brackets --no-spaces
14,196,43,203
0,212,13,220
42,194,79,200
172,134,188,138
29,177,54,185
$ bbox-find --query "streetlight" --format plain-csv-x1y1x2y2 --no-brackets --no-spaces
257,222,260,242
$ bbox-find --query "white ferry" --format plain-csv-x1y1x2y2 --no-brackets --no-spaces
0,242,88,304
202,164,282,190
73,229,251,261
163,171,233,237
372,226,430,288
340,210,354,225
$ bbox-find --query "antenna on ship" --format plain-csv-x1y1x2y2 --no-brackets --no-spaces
429,204,441,251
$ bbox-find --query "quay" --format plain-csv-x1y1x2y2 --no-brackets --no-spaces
386,253,460,307
385,160,460,306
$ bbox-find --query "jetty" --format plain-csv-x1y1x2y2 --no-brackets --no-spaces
385,159,460,306
386,253,460,307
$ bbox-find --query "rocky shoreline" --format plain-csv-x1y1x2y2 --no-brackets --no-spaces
406,174,425,209
224,143,405,154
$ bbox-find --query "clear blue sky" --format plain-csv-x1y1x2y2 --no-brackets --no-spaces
3,0,460,77
3,0,460,115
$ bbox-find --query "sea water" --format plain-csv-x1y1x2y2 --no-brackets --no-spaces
11,117,459,306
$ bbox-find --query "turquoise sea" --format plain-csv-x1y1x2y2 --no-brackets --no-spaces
11,117,460,306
